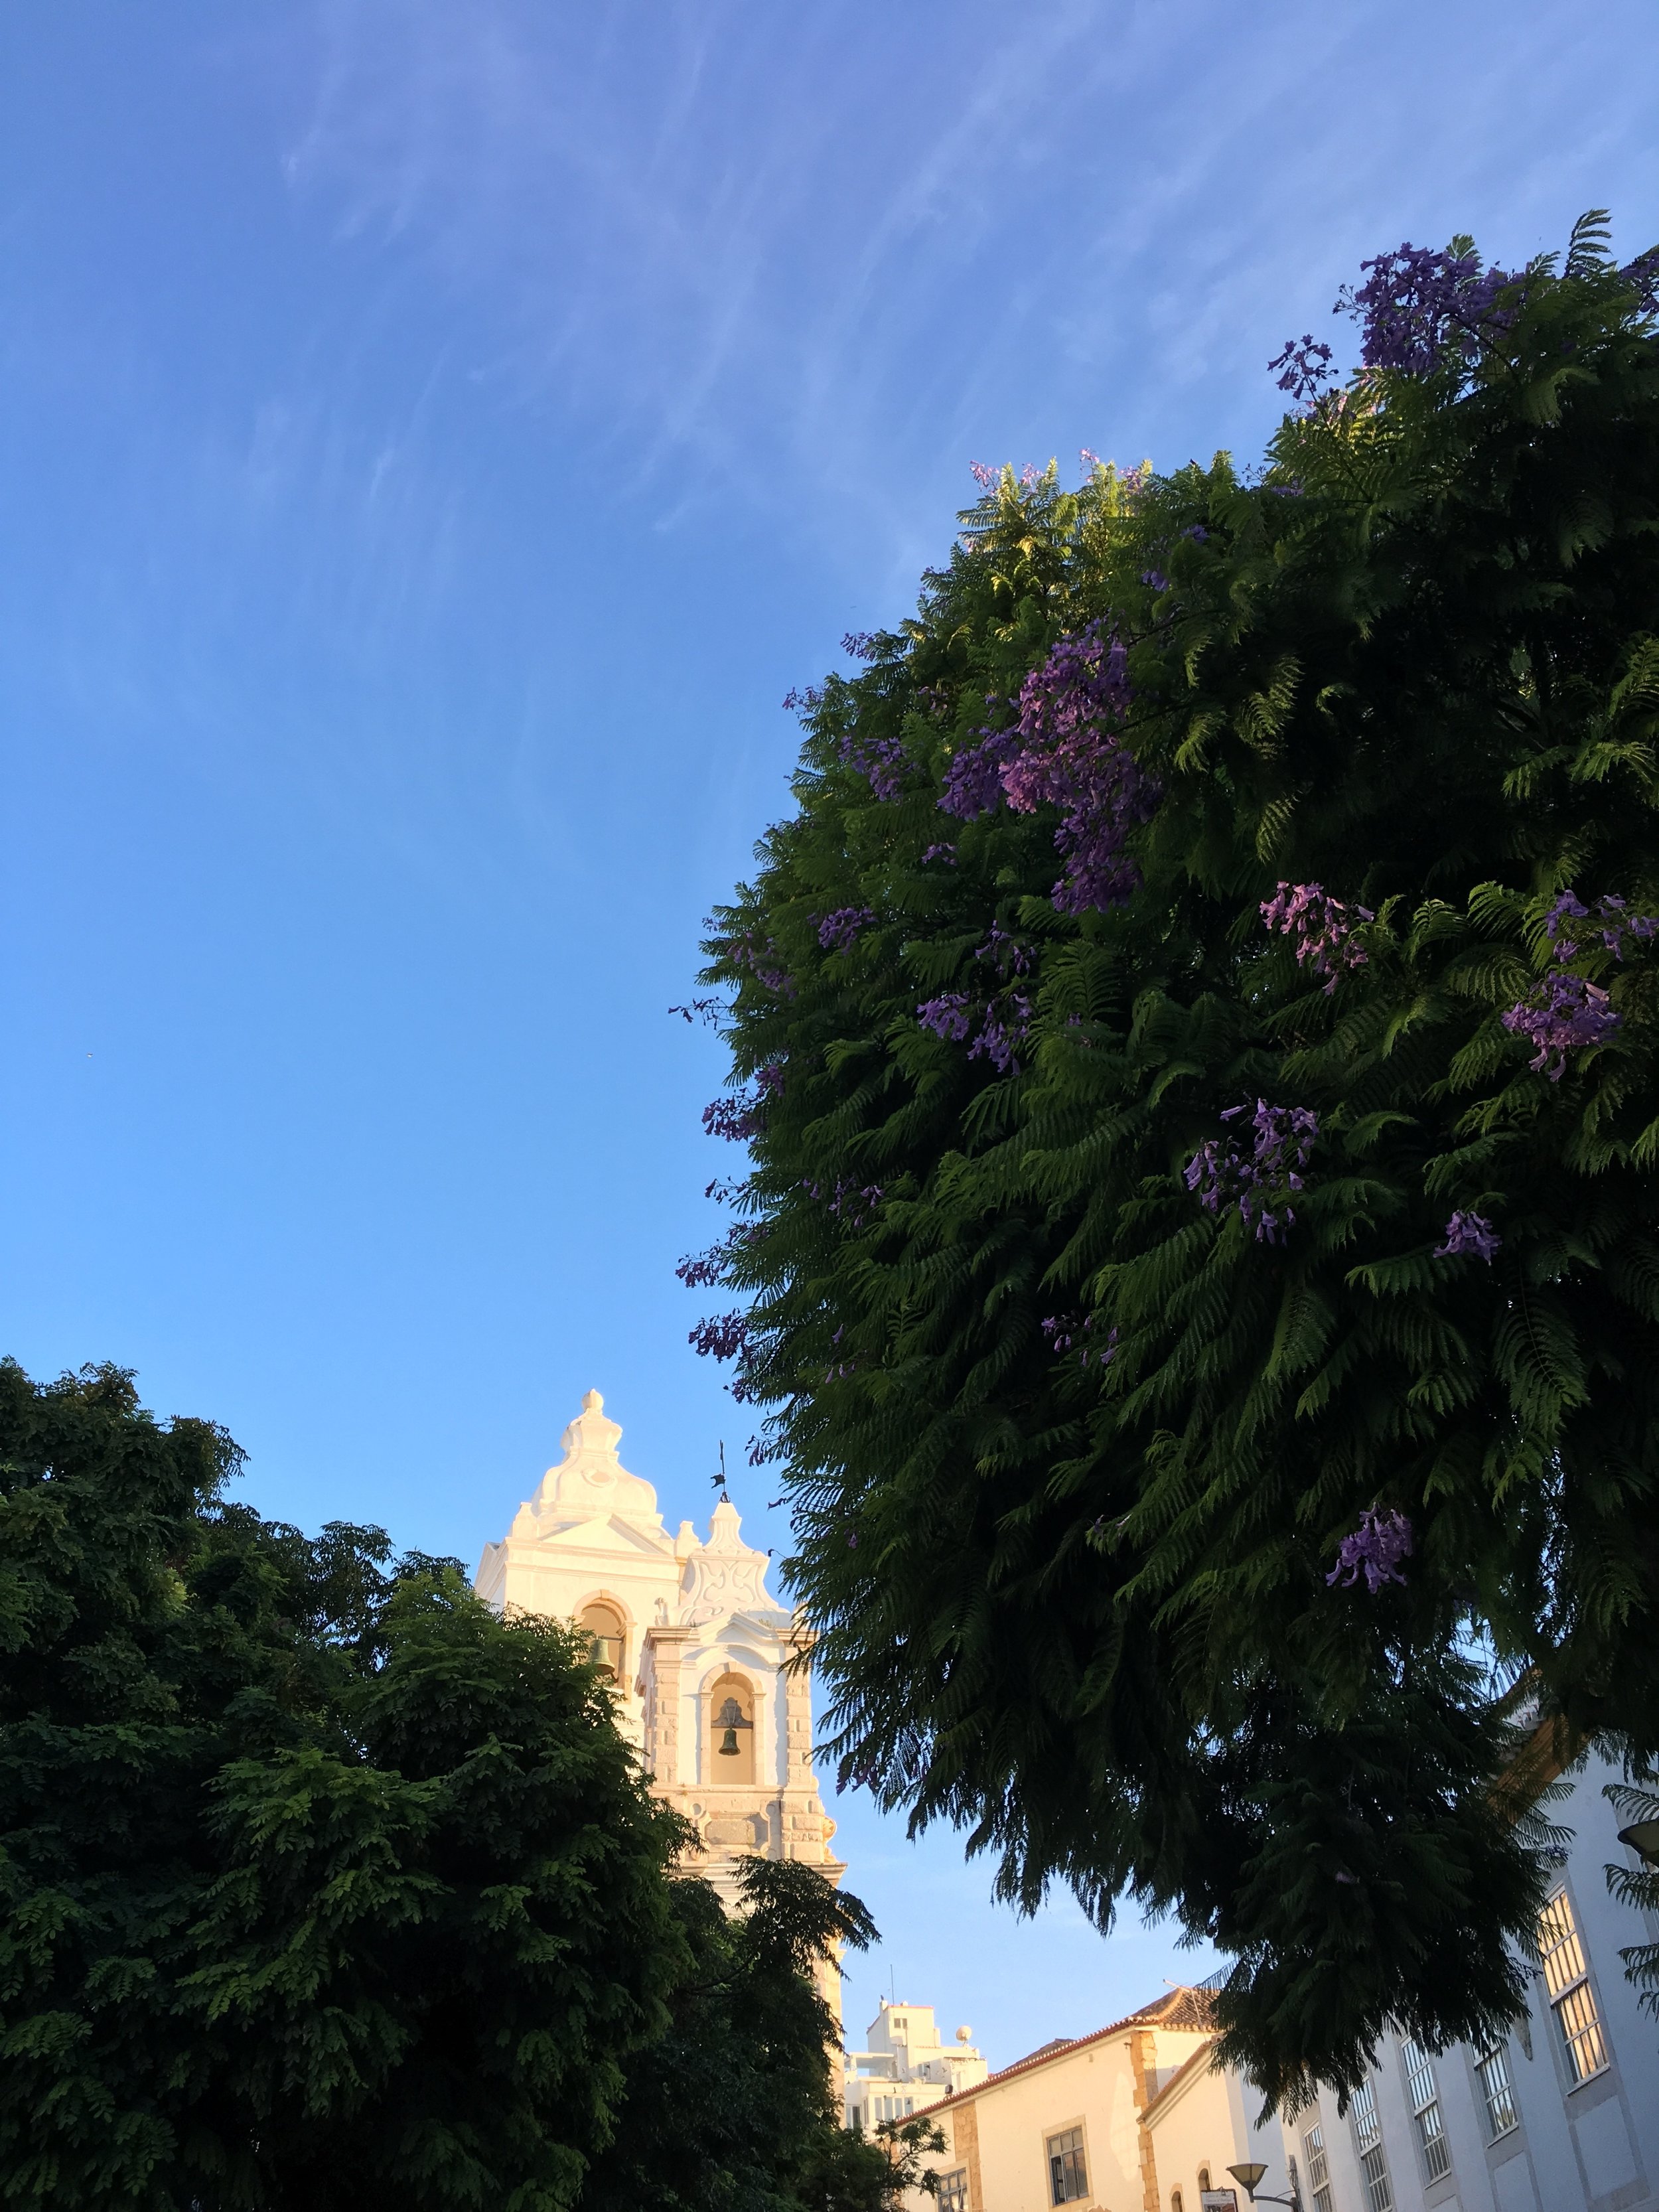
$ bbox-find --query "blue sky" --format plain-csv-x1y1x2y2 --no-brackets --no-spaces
4,0,1658,2067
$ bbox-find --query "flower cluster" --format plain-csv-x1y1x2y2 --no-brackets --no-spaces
1185,1099,1319,1244
917,992,972,1042
675,1223,760,1288
841,631,878,660
1326,1507,1414,1594
838,731,908,802
802,1176,885,1226
689,1311,749,1362
1545,889,1659,960
1502,972,1621,1077
1267,332,1335,405
719,927,795,997
702,1064,780,1144
938,623,1161,915
1502,888,1657,1077
1434,1211,1501,1262
1260,881,1374,992
920,842,957,865
1041,1313,1117,1369
1339,242,1519,377
816,905,875,951
968,994,1032,1075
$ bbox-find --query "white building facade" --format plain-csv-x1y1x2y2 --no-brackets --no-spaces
844,2001,988,2131
474,1389,842,1906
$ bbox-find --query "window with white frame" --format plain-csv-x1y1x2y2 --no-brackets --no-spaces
1476,2043,1518,2139
1538,1887,1609,2085
1303,2121,1335,2212
1349,2080,1394,2212
1400,2039,1451,2182
938,2170,968,2212
1046,2126,1088,2205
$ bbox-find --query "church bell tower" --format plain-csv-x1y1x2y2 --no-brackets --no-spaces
474,1390,843,1906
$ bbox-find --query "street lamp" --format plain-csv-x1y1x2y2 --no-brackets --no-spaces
1228,2163,1302,2210
1618,1819,1659,1867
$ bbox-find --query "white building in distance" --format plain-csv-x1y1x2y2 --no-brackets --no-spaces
474,1389,842,1907
844,2002,988,2130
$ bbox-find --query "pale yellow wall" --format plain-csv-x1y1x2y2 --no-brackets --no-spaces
916,2025,1212,2212
1141,2046,1299,2212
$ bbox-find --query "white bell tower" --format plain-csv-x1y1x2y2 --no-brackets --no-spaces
474,1390,842,1905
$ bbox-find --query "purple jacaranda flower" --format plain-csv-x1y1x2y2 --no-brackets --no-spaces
968,994,1032,1075
838,731,907,802
998,623,1161,913
970,461,999,488
1338,244,1520,377
669,996,724,1026
1042,1313,1118,1368
1182,524,1210,542
1546,889,1659,961
1326,1507,1414,1593
921,842,958,865
1019,463,1040,486
689,1311,750,1362
1141,569,1169,593
1260,881,1375,993
782,684,823,715
1502,973,1621,1078
1268,332,1335,404
1623,248,1659,315
918,993,974,1042
940,725,1023,820
703,1086,769,1142
816,905,875,951
718,927,796,998
1079,447,1102,472
1185,1100,1319,1243
1435,1211,1502,1262
841,630,877,660
975,924,1035,978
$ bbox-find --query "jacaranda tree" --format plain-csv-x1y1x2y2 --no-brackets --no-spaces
690,215,1659,2106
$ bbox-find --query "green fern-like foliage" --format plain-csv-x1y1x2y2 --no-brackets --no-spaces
692,223,1659,2108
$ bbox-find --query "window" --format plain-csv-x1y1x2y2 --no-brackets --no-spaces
1538,1888,1609,2084
1476,2044,1518,2139
1172,2193,1185,2212
1303,2122,1335,2212
1046,2126,1088,2205
1349,2081,1394,2212
871,2096,914,2124
847,2106,862,2133
579,1601,624,1681
1400,2039,1451,2182
939,2172,968,2212
705,1670,757,1783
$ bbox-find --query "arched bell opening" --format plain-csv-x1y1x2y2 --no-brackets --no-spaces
705,1670,757,1784
579,1599,626,1684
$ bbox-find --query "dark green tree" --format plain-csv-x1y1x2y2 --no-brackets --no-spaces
690,217,1659,2104
580,1855,930,2212
0,1357,685,2211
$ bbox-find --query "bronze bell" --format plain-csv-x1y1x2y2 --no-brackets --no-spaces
714,1694,752,1755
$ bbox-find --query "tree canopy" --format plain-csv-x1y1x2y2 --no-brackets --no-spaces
692,214,1659,2105
0,1357,684,2210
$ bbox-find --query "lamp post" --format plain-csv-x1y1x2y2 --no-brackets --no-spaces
1227,2162,1302,2211
1618,1818,1659,1866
